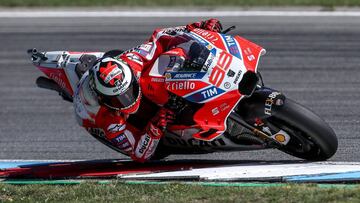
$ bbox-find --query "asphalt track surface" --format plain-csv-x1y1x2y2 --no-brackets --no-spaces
0,15,359,161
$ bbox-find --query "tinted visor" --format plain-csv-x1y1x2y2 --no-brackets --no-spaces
100,77,140,110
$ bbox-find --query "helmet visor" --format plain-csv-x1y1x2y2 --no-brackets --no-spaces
99,77,140,110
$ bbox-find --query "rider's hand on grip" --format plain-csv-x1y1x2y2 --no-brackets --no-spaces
187,18,223,33
148,108,175,138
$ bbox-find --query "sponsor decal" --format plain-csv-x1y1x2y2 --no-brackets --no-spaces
233,70,243,84
162,26,186,36
144,139,159,159
201,87,218,99
113,80,128,94
166,81,196,91
151,77,165,83
107,124,125,133
212,107,220,116
185,86,225,103
111,133,132,151
49,72,67,91
174,73,197,79
165,137,226,147
219,102,231,112
165,73,172,79
222,34,242,59
212,102,231,116
193,29,219,44
264,92,282,116
104,68,122,85
162,27,186,35
112,133,127,144
227,69,235,77
138,134,151,154
166,72,206,80
209,51,233,87
244,48,256,61
203,51,216,72
224,82,231,89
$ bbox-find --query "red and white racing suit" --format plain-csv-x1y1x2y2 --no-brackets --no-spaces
73,19,222,162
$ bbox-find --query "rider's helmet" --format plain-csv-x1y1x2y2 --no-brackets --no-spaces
89,57,141,113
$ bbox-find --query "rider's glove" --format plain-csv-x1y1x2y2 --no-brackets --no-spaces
147,108,175,138
186,18,223,33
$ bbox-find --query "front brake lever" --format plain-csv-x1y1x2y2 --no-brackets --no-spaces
222,26,236,34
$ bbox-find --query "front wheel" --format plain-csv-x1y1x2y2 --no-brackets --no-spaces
268,99,338,160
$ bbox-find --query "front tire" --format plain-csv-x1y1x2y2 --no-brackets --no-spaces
269,99,338,160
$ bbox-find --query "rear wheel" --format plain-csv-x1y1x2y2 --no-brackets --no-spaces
268,99,338,160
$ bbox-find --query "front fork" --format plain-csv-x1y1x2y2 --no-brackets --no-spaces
233,86,290,147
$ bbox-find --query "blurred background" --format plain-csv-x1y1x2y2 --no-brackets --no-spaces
0,0,359,161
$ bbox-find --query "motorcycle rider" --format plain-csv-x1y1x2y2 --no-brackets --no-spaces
74,19,223,162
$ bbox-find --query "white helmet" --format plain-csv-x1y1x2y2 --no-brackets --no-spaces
89,57,140,111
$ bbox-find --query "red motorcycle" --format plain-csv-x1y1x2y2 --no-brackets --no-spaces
28,26,338,161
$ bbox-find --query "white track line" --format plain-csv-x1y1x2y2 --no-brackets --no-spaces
0,159,82,162
1,11,360,18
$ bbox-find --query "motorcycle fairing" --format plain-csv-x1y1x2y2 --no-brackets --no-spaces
234,36,266,72
164,30,266,141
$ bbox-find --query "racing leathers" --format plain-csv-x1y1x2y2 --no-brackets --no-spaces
73,19,222,162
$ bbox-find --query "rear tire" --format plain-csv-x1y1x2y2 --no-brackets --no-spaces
269,99,338,160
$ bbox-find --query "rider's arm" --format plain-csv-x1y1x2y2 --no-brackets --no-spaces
118,18,223,72
97,107,174,162
130,108,174,162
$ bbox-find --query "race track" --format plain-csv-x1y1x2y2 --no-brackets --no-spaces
0,13,359,161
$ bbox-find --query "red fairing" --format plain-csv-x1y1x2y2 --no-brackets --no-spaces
235,36,265,72
140,71,169,106
38,67,74,95
192,89,241,141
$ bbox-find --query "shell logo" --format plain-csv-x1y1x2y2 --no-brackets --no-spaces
274,134,286,143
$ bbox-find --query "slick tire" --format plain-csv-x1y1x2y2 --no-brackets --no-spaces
270,99,338,161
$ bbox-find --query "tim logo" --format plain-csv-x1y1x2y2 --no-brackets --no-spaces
209,51,232,87
201,87,218,99
223,35,241,59
185,86,225,102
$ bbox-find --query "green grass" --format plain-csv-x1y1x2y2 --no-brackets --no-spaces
0,0,360,7
1,182,360,202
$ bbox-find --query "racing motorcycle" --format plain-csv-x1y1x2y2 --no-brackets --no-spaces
28,26,338,161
